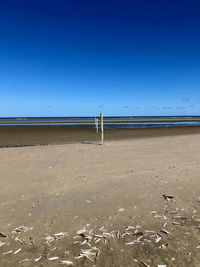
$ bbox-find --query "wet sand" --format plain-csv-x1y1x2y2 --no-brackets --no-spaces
0,132,200,266
0,125,200,147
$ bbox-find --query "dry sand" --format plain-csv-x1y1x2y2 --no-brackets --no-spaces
0,133,200,266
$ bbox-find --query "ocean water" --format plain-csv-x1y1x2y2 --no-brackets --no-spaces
0,116,200,129
101,121,200,129
1,116,200,120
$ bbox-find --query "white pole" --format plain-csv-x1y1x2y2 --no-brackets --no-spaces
95,118,98,133
100,113,104,145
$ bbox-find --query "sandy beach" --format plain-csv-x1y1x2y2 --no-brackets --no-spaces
0,131,200,266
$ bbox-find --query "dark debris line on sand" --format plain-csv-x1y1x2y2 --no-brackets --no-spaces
0,195,200,266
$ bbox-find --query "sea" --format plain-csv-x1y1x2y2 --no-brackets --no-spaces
0,116,200,129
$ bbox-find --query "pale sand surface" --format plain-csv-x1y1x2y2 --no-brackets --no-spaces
0,134,200,266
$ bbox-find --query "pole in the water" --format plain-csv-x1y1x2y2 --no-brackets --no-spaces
95,118,98,133
100,113,104,145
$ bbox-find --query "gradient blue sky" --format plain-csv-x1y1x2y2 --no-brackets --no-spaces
0,0,200,117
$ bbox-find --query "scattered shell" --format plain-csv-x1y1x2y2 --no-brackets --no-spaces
44,232,67,245
155,234,162,243
160,229,171,236
0,241,5,247
122,232,130,238
134,239,151,243
174,216,187,219
80,240,87,245
59,260,74,265
116,230,120,238
95,238,101,244
141,261,150,267
154,214,167,220
159,244,168,249
12,226,33,234
54,232,67,237
125,239,150,245
172,222,183,227
169,210,179,214
126,226,135,231
14,237,23,245
150,211,157,214
14,248,22,254
49,257,59,261
75,248,98,262
19,259,29,264
0,232,7,238
118,208,124,212
145,230,155,234
77,228,87,235
163,194,175,201
3,250,13,255
34,256,43,262
125,241,135,245
94,234,103,238
103,232,111,237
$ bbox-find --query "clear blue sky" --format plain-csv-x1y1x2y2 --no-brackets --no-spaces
0,0,200,117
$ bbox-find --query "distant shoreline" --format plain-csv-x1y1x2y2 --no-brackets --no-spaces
0,125,200,148
1,116,200,125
